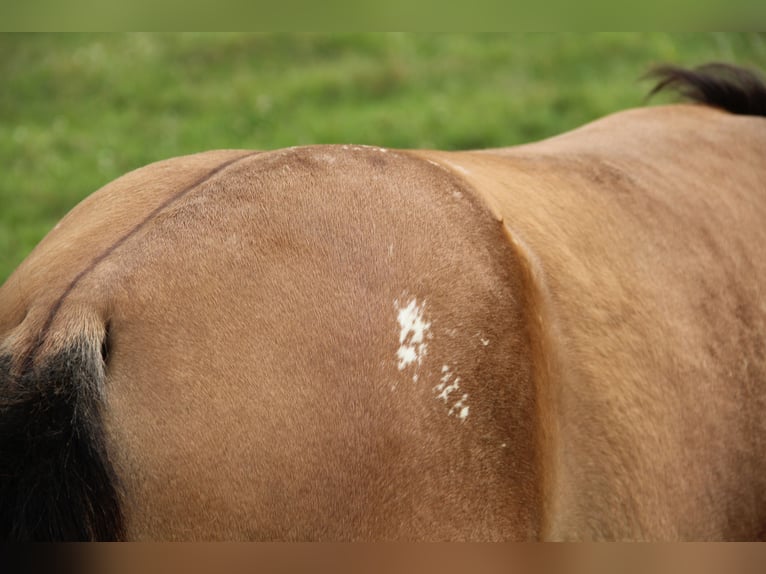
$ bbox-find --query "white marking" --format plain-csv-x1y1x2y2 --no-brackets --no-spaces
341,144,389,153
449,394,470,421
395,297,430,372
425,158,449,171
434,366,459,402
481,338,490,347
396,345,418,369
442,158,471,176
434,365,470,421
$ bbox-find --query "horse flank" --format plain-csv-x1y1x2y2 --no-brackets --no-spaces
1,62,765,540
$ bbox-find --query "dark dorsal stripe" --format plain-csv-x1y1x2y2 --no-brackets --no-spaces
647,62,766,117
1,151,261,540
19,151,261,375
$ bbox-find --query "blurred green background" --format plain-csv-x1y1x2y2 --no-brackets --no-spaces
1,33,765,283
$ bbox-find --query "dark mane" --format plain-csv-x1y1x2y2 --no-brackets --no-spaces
646,62,766,117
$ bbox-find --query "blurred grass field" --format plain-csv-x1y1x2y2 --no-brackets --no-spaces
1,33,765,284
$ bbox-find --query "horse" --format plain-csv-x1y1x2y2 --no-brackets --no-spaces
1,63,765,541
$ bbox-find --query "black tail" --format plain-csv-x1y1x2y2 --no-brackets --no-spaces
0,336,124,540
646,62,766,117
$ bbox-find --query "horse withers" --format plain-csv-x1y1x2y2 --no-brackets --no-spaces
1,63,765,540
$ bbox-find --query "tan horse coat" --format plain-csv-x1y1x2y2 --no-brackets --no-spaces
1,67,765,540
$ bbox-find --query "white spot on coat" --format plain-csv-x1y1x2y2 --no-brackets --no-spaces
442,158,471,176
434,364,470,421
395,297,430,372
434,366,460,402
449,394,469,420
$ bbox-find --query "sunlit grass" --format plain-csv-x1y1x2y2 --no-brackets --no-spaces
1,33,764,282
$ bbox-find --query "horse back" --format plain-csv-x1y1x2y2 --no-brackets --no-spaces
2,93,766,540
418,104,766,539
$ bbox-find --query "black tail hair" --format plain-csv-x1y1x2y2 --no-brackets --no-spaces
646,62,766,117
0,338,124,540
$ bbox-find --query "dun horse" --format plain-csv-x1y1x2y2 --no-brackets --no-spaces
1,64,765,541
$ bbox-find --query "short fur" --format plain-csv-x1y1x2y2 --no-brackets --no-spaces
1,64,765,540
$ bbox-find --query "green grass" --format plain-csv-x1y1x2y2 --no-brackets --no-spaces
2,33,765,283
